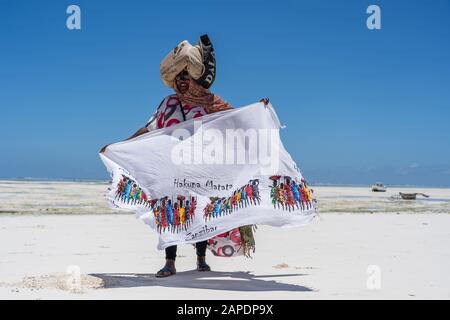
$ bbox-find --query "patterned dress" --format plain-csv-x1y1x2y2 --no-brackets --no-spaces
145,95,208,131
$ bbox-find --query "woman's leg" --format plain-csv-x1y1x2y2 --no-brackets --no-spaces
165,245,177,260
195,241,207,257
156,245,177,277
196,241,211,271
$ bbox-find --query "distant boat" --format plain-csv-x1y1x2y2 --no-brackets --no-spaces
399,192,430,200
371,182,386,192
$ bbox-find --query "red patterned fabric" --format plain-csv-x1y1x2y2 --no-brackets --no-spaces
146,95,208,131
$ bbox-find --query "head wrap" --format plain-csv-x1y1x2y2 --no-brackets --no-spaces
160,34,216,89
195,34,216,89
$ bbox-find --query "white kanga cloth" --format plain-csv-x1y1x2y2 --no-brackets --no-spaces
100,102,317,251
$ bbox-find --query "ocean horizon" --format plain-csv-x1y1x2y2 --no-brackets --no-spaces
1,177,449,189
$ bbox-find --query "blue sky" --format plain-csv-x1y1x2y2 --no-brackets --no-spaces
1,0,449,186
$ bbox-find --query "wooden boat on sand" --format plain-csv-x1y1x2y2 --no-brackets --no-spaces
399,192,430,200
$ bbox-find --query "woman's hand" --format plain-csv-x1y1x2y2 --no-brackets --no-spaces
260,97,270,105
99,144,109,154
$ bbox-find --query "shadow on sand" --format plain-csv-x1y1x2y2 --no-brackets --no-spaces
90,271,313,292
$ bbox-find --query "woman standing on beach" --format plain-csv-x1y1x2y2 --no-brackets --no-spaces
101,34,268,277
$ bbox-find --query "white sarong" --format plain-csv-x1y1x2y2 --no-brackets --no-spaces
100,102,317,253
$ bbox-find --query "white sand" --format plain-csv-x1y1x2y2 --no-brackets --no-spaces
1,213,449,299
1,182,449,299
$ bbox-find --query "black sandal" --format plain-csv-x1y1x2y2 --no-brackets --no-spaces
155,266,176,277
197,261,211,272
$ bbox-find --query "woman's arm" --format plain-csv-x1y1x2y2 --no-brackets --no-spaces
99,126,149,153
206,96,270,114
260,97,270,105
125,127,149,141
